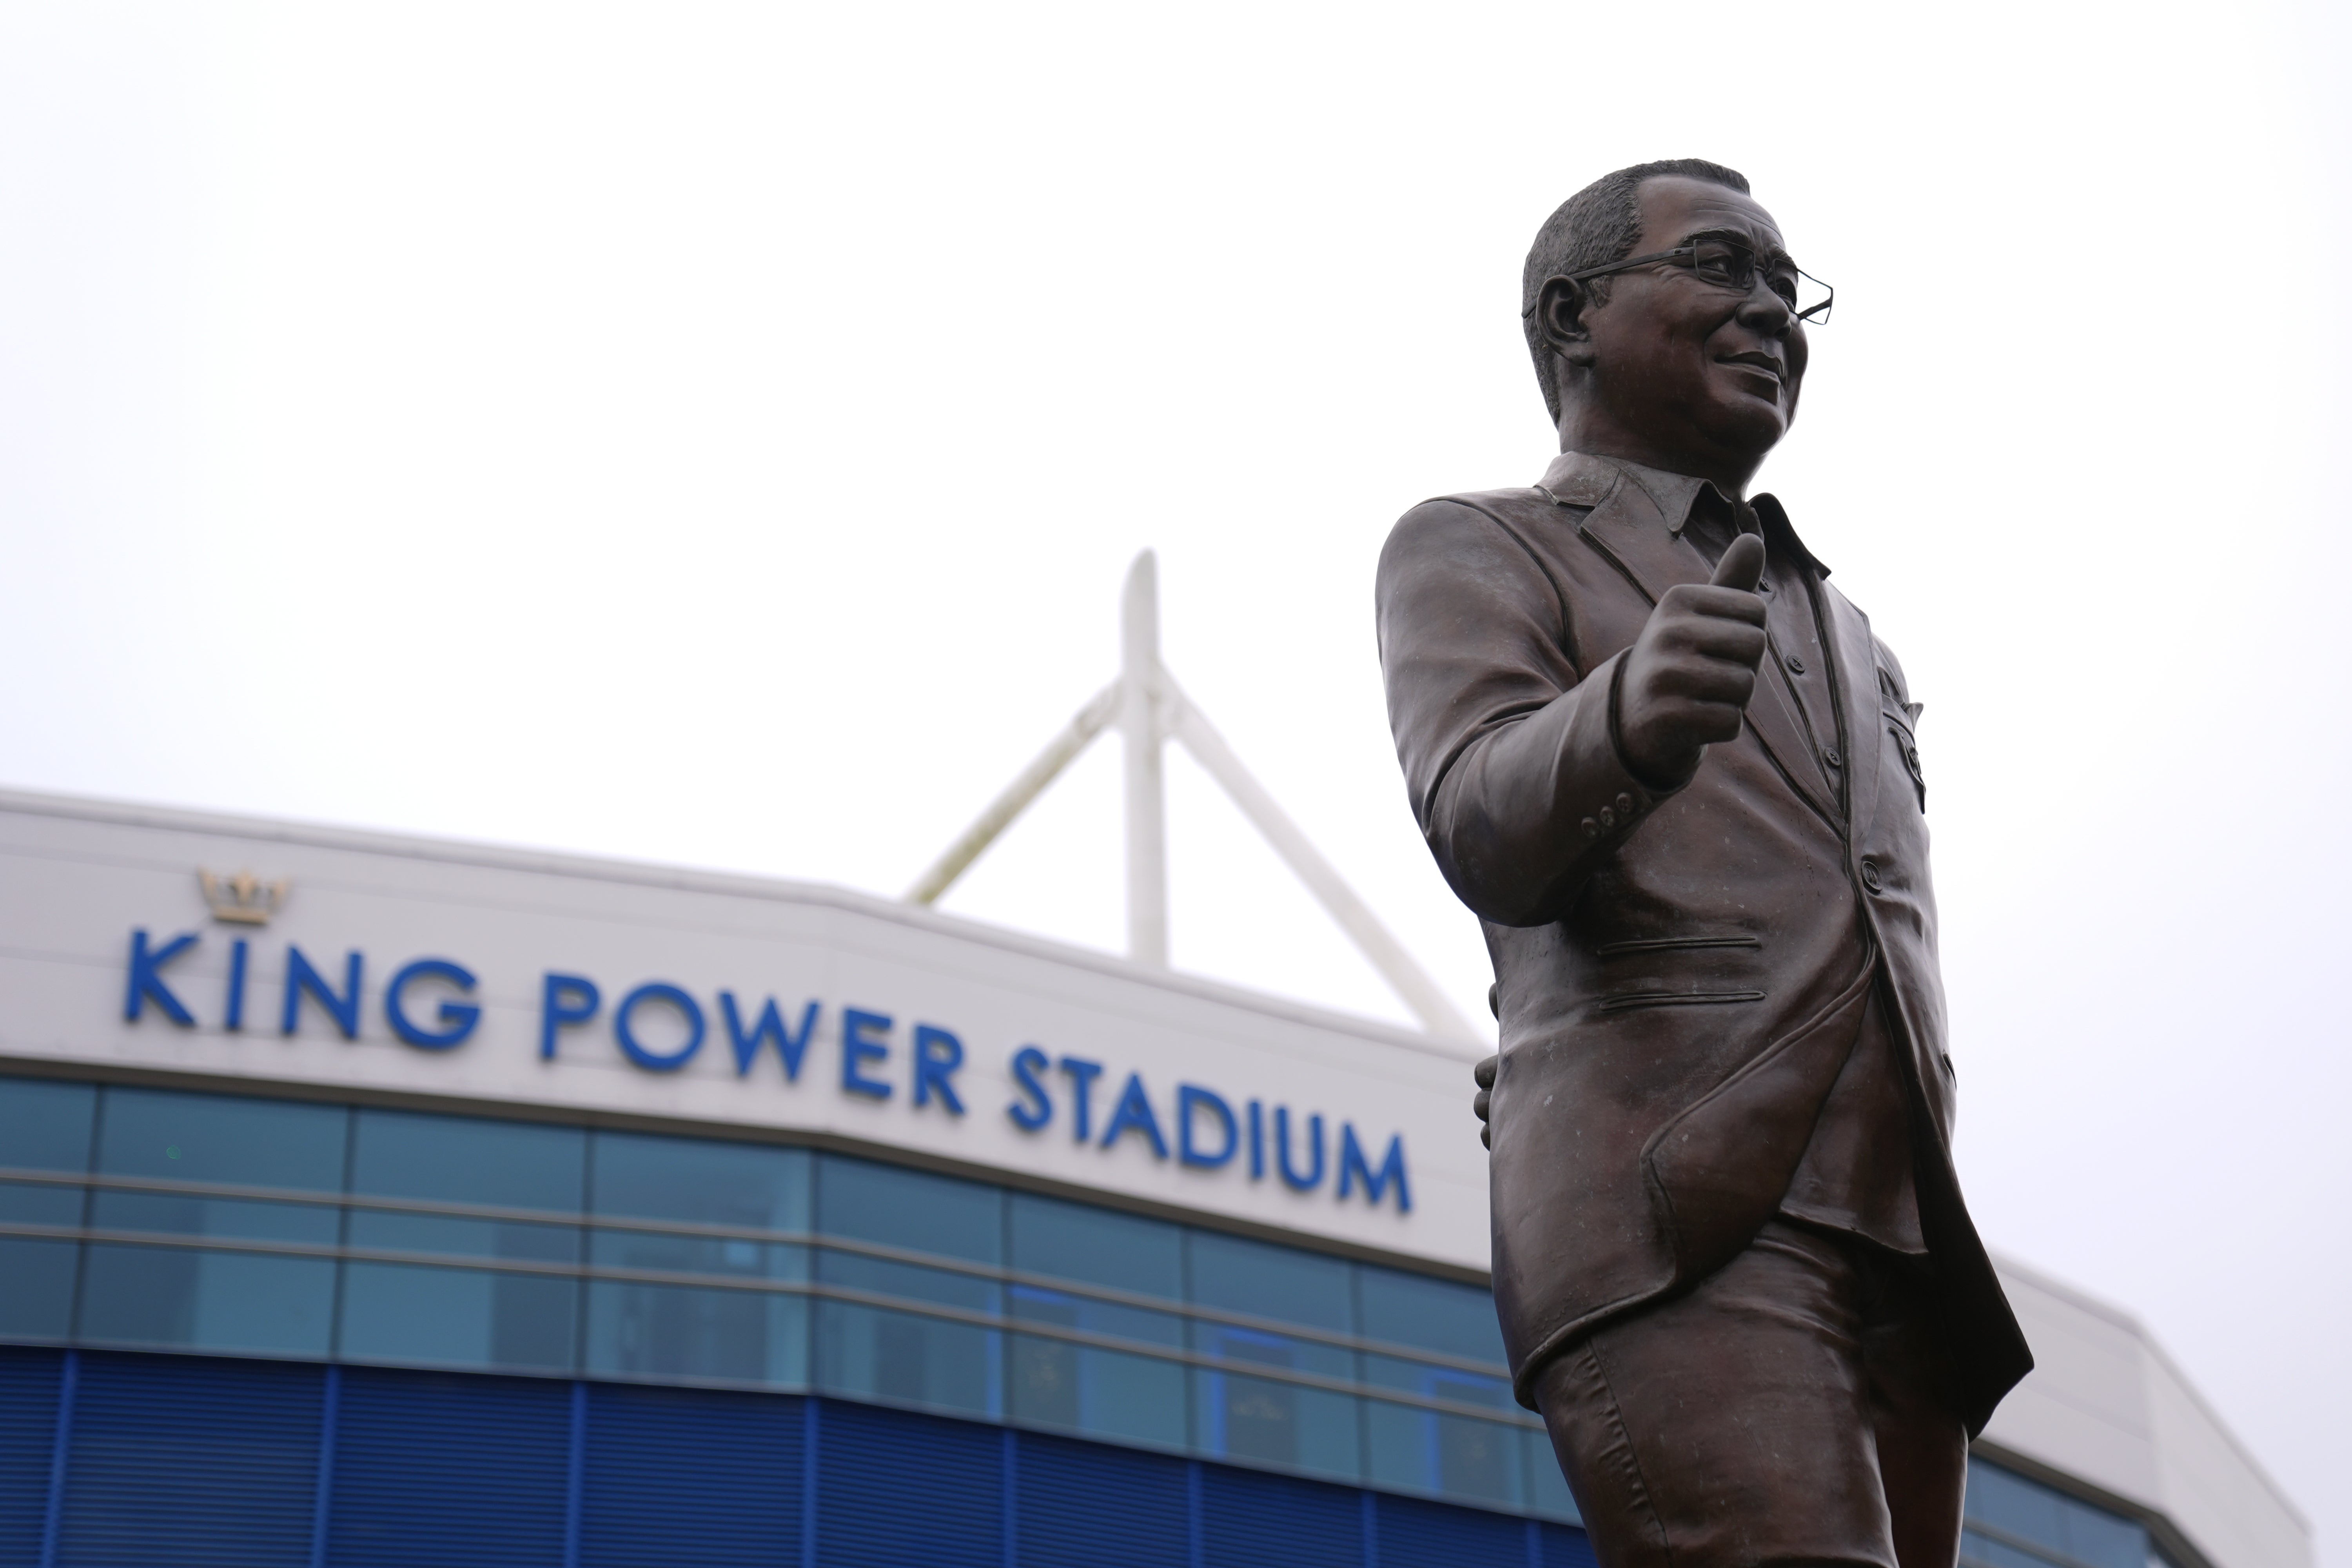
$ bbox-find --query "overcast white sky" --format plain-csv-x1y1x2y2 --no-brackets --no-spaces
3,1,2347,1557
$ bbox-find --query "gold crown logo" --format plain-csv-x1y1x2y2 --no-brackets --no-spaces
198,869,289,926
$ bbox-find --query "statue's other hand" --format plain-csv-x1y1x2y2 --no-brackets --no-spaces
1473,1054,1496,1150
1616,532,1769,788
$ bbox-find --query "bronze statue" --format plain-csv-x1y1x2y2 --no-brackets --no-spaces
1375,160,2031,1567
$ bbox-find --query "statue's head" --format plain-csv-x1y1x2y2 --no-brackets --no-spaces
1523,160,1828,488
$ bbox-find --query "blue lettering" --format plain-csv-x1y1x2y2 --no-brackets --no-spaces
282,946,363,1039
1338,1124,1411,1212
841,1008,893,1098
540,973,601,1058
614,982,704,1071
720,994,820,1080
1275,1107,1324,1191
385,959,481,1050
1058,1056,1105,1142
911,1025,966,1113
1100,1073,1169,1159
1248,1100,1265,1180
124,929,198,1026
224,938,250,1031
1178,1085,1237,1169
1007,1047,1052,1131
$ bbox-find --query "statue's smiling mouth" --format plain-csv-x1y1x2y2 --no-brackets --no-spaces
1718,350,1784,379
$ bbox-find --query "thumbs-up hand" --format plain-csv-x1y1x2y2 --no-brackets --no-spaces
1615,532,1770,788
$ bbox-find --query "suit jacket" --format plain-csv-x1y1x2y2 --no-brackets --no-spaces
1376,450,2031,1435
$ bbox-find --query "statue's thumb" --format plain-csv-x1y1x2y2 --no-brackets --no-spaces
1710,532,1766,593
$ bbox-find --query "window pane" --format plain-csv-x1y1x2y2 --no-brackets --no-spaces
1362,1352,1521,1506
817,1155,1000,1264
351,1109,583,1210
815,1299,999,1420
584,1280,806,1388
1186,1231,1352,1332
93,1090,343,1245
589,1133,808,1286
1009,1192,1180,1300
0,1078,96,1170
79,1244,333,1355
1358,1267,1506,1364
0,1080,96,1321
99,1087,345,1189
1524,1429,1582,1523
591,1132,808,1230
1190,1318,1359,1481
0,1238,77,1338
339,1261,576,1372
348,1110,582,1265
1966,1460,2069,1550
1010,1332,1187,1450
1007,1272,1186,1450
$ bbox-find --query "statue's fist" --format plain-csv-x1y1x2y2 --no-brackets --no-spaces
1472,1054,1496,1150
1616,533,1769,788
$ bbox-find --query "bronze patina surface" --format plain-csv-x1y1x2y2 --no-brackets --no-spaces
1376,161,2031,1568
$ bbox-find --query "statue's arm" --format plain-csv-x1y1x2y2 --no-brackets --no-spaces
1376,499,1680,927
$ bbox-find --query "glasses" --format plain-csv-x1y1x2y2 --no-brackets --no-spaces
1558,238,1833,324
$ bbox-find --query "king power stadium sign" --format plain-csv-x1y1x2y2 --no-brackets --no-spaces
118,922,1414,1213
0,792,1486,1269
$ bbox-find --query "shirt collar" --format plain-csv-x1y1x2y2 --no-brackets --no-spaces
1535,450,1731,536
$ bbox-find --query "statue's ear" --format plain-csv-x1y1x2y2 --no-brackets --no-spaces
1535,275,1597,367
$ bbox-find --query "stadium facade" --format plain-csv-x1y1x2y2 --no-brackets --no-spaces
0,788,2308,1568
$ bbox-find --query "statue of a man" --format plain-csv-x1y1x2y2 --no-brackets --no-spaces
1376,159,2032,1567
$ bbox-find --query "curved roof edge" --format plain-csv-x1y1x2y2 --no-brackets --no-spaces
1983,1255,2309,1568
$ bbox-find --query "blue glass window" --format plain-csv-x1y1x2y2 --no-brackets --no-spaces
0,1078,93,1339
813,1156,1001,1418
1186,1231,1359,1481
1964,1459,2151,1568
339,1111,583,1373
80,1089,343,1355
1359,1267,1519,1506
584,1132,809,1387
1007,1193,1185,1450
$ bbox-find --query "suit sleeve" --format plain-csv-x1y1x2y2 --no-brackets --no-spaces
1376,499,1679,927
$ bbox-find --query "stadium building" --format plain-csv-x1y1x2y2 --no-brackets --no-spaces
0,781,2309,1568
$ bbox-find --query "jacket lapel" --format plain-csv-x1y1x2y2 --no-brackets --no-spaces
1562,456,1840,825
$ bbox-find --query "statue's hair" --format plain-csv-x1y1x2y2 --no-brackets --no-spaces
1521,159,1751,424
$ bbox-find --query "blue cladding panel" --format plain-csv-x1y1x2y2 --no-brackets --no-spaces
0,1348,62,1565
815,1399,1001,1568
1014,1430,1188,1568
1540,1521,1600,1568
580,1382,803,1568
56,1351,322,1568
327,1367,570,1568
1374,1492,1530,1566
1200,1464,1363,1568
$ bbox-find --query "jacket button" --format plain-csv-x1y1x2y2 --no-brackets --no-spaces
1859,858,1884,893
1614,792,1634,814
1786,655,1806,675
1823,748,1842,768
1581,817,1601,839
1598,807,1616,828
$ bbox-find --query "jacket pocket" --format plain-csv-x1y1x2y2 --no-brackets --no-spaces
1595,989,1765,1014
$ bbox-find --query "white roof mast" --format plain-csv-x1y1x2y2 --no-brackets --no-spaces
905,551,1479,1046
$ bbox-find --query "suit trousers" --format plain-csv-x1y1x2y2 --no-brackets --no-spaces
1530,1219,1966,1568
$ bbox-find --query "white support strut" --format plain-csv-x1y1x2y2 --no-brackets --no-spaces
904,549,1481,1046
1158,677,1481,1044
903,682,1119,907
